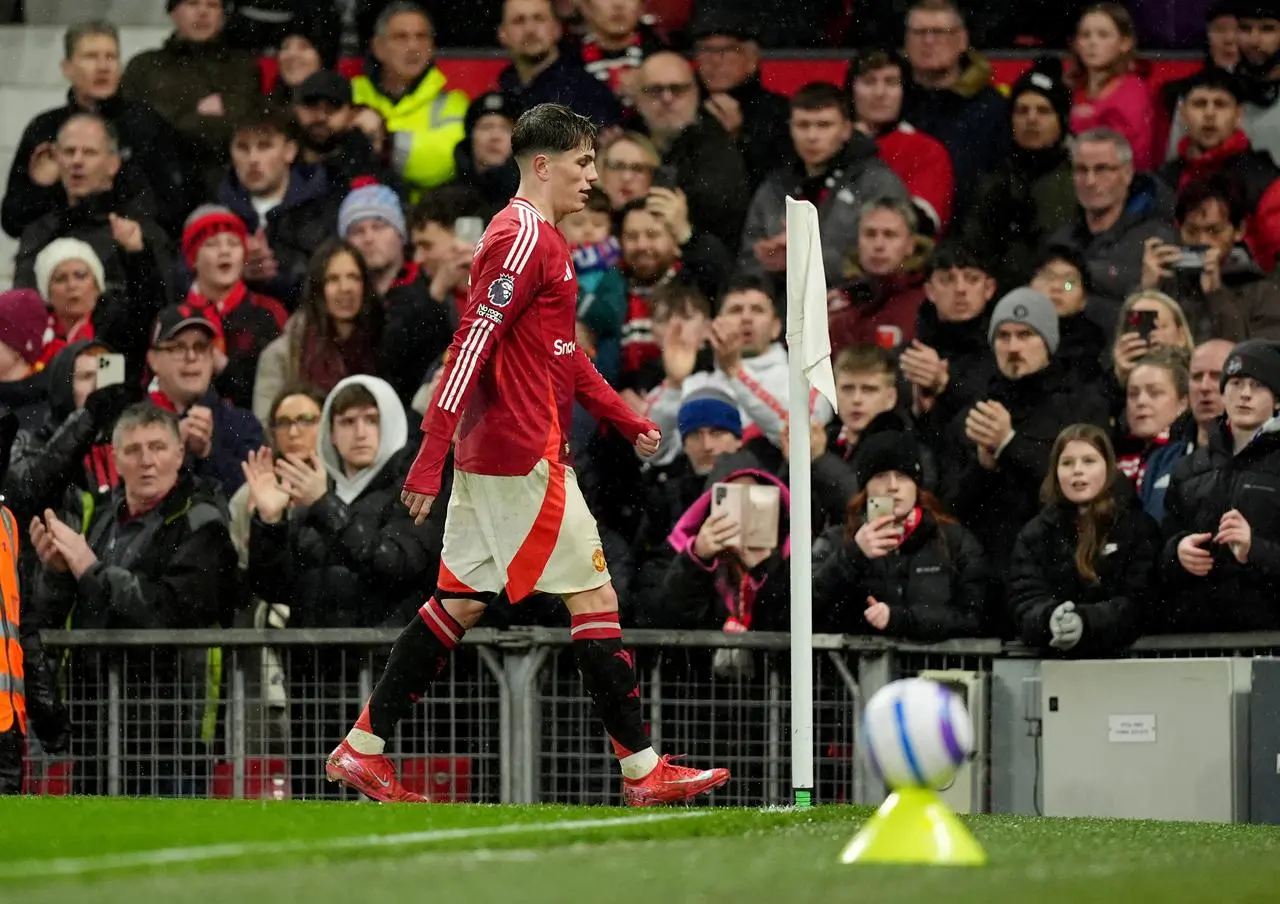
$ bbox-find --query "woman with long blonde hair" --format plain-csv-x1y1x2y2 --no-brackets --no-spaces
1007,424,1160,655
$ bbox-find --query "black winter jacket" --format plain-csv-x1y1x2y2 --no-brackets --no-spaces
1046,174,1179,306
27,470,239,632
13,186,175,302
1008,502,1160,656
1159,416,1280,632
4,340,134,532
216,163,342,307
942,361,1112,592
247,448,443,628
811,512,986,642
912,301,994,453
2,89,197,239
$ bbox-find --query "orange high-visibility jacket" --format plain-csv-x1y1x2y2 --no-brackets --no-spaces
0,506,25,735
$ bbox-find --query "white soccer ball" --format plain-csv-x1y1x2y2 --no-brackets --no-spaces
861,678,973,791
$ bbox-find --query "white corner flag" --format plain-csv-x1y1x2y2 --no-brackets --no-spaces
784,196,836,809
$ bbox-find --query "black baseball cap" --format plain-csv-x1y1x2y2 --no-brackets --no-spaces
151,304,221,347
295,70,351,107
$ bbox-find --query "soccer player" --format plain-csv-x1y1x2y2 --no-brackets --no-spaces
326,103,731,806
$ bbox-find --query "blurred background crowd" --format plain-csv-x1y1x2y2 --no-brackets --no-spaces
3,0,1280,789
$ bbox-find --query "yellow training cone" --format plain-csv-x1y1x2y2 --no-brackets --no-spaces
839,787,987,866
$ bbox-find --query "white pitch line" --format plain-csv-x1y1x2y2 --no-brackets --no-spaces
0,811,711,880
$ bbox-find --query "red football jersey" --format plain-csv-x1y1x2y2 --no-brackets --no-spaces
405,197,654,497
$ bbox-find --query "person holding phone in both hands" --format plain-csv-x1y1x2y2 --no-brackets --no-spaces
812,431,985,641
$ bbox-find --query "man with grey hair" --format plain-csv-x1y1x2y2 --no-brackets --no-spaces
13,114,174,301
1046,127,1178,307
351,2,469,194
3,19,193,239
26,400,238,795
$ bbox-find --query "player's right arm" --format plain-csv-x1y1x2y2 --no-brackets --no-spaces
403,216,544,498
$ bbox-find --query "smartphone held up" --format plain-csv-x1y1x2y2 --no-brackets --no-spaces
711,482,781,551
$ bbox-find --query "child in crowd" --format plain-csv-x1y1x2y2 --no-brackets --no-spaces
560,187,626,383
1069,3,1157,171
182,205,289,411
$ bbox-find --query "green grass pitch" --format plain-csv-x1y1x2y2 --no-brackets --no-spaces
3,798,1280,903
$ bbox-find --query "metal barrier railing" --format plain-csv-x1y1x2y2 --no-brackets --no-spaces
27,628,1280,805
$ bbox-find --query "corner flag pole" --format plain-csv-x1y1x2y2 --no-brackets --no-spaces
783,197,838,809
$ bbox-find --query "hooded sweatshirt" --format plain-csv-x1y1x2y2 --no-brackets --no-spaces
316,375,408,504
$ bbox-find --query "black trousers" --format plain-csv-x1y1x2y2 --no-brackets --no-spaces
0,725,23,794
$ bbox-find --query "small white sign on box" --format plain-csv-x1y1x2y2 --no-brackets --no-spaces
1108,714,1157,743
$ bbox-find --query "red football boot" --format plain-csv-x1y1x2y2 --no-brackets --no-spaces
325,740,428,803
622,755,730,806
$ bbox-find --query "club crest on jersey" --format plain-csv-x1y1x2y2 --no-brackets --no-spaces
487,274,515,308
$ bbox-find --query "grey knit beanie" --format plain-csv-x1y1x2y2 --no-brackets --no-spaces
988,287,1060,355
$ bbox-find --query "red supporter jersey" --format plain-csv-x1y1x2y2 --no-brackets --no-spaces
404,198,655,497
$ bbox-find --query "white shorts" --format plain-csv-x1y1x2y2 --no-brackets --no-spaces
437,459,611,602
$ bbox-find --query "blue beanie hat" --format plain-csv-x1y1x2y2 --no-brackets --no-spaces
677,386,742,439
338,184,406,241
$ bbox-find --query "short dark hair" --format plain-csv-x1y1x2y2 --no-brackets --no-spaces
582,185,612,216
233,104,296,142
511,103,598,160
64,20,118,59
846,48,906,84
1183,67,1244,105
834,345,895,379
407,184,486,233
651,279,711,322
1032,243,1094,294
790,81,850,119
924,242,990,279
329,383,379,423
1175,173,1249,227
719,274,778,311
268,383,328,427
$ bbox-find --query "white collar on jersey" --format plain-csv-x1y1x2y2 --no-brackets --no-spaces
512,198,547,221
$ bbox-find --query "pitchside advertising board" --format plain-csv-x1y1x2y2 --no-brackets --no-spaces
258,53,1204,105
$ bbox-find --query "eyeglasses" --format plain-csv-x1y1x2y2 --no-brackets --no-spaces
272,414,321,432
156,340,212,358
641,82,694,100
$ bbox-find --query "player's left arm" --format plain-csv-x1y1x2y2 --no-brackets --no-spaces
572,347,657,446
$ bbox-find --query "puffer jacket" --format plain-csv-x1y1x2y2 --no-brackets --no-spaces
811,510,986,642
248,381,440,628
1008,501,1160,656
1159,414,1280,632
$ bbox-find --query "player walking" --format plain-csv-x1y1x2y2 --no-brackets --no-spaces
326,103,730,805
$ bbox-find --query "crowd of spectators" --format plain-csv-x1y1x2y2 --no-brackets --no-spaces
8,0,1280,780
